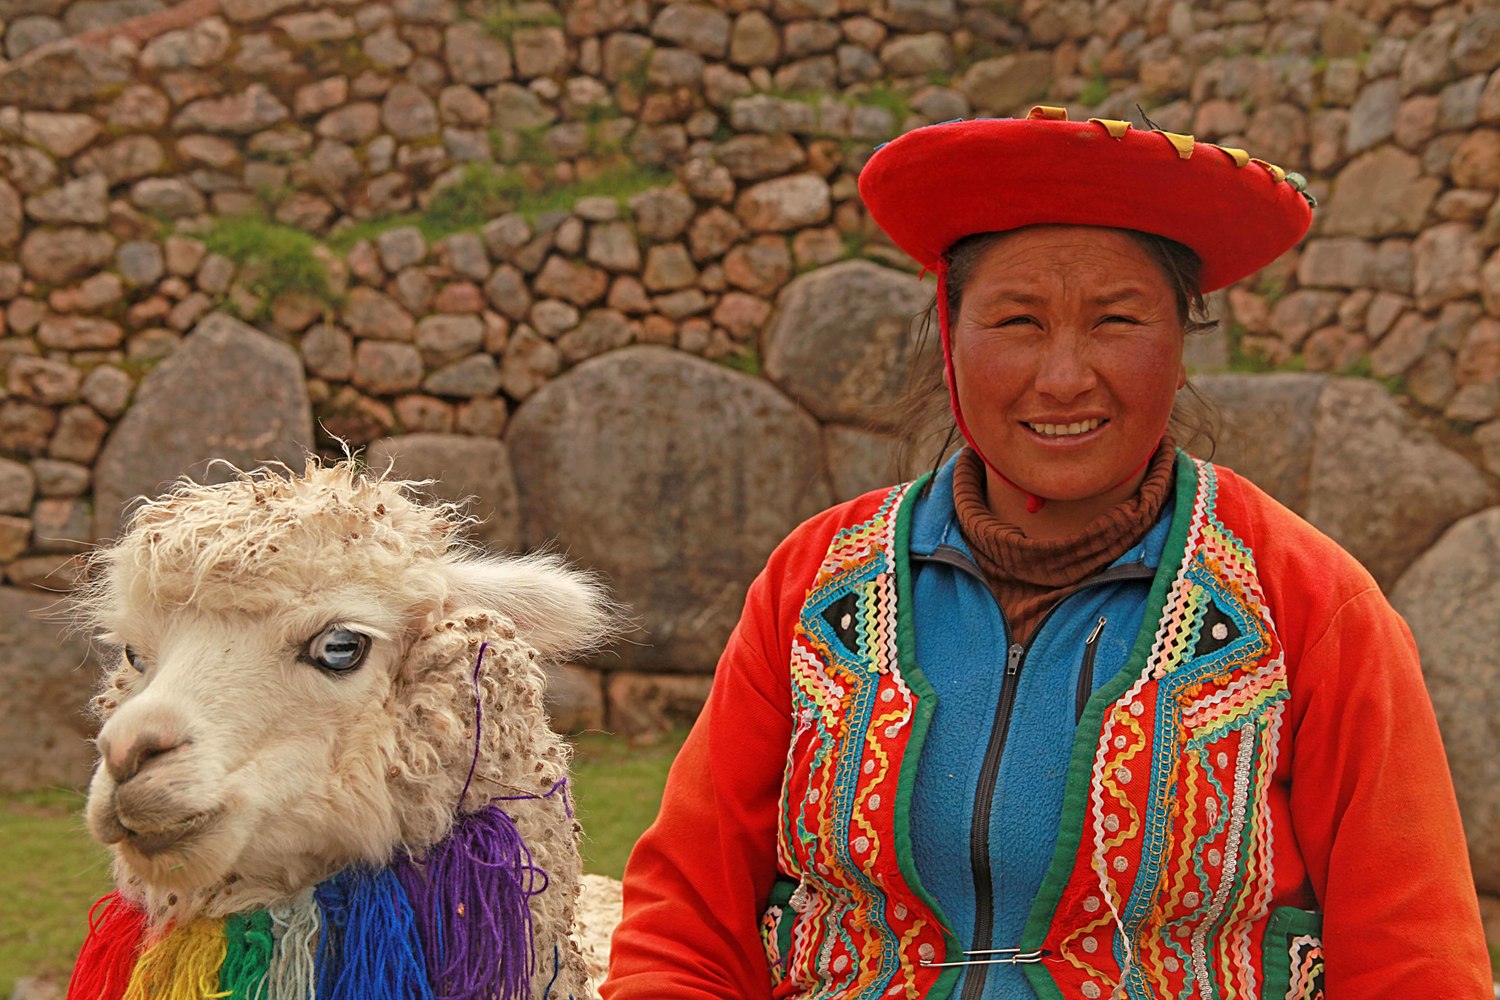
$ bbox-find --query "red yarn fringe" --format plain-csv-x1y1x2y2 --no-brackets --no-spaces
67,892,148,1000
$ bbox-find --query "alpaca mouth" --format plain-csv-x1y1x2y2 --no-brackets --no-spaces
120,807,224,858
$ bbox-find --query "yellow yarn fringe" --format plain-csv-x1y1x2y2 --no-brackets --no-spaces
122,917,232,1000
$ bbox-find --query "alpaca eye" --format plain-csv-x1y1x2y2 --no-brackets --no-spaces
304,627,371,673
124,647,144,672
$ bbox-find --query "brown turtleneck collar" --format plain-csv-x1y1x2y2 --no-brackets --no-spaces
950,437,1177,646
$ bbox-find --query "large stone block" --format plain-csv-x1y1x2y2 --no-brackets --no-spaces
763,260,930,430
19,227,115,285
961,52,1053,115
1322,147,1441,238
173,84,289,134
650,3,731,59
734,174,831,232
0,42,131,111
92,313,313,538
1391,507,1500,895
1191,374,1495,587
604,670,713,737
0,586,100,793
509,347,831,674
444,21,512,85
824,424,908,501
543,663,604,734
364,433,521,552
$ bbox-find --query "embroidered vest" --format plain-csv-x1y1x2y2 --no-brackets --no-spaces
761,460,1325,1000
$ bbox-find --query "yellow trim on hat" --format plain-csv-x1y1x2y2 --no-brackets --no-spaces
1088,118,1132,139
1250,158,1286,182
1027,106,1069,120
1160,131,1195,159
1210,144,1251,167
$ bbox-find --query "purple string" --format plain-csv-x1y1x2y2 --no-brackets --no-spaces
496,777,574,820
398,639,574,999
457,642,488,809
396,807,546,1000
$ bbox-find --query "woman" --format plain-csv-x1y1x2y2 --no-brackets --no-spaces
602,110,1491,999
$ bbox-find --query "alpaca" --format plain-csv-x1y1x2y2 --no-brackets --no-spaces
66,458,617,1000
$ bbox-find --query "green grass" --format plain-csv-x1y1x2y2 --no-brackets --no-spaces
0,730,686,993
1080,73,1110,106
570,729,686,879
332,162,674,250
1223,321,1279,373
1335,355,1404,395
500,123,562,167
203,215,337,316
840,229,871,261
0,788,113,995
330,163,527,251
716,345,762,376
481,162,675,223
1255,274,1287,306
478,0,562,39
857,84,911,122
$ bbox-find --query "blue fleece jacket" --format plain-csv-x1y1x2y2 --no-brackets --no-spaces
907,455,1175,999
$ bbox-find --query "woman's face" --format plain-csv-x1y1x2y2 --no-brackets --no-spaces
950,225,1187,508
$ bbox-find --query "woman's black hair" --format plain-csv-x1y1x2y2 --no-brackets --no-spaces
895,227,1222,484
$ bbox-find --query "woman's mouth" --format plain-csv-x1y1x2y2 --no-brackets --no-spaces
1023,417,1107,438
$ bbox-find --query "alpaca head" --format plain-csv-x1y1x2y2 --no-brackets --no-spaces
73,459,614,923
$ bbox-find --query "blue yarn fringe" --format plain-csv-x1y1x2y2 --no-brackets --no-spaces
314,866,436,1000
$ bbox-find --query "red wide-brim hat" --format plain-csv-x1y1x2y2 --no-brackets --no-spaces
858,107,1314,292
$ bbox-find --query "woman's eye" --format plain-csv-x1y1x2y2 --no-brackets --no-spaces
303,627,371,674
998,316,1037,327
124,647,144,672
1101,315,1139,325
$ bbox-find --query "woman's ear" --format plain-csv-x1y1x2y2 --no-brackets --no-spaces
438,552,621,661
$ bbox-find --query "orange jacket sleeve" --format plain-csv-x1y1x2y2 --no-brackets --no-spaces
1283,584,1491,996
601,502,861,999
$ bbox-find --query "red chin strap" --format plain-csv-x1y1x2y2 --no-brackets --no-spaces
932,259,1160,517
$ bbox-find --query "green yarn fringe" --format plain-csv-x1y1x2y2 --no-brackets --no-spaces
220,910,274,999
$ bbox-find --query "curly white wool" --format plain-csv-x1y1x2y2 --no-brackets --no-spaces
73,457,619,999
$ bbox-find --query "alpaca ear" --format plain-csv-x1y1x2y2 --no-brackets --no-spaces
439,552,620,660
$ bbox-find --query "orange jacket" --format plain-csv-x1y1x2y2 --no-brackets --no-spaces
604,461,1491,999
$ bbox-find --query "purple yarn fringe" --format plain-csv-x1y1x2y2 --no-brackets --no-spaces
397,805,549,1000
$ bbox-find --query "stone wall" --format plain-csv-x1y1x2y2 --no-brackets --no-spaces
3,0,1500,919
1,0,167,62
0,0,1498,742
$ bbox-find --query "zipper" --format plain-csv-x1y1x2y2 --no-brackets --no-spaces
920,546,1152,1000
1075,617,1107,724
960,591,1087,1000
960,640,1024,1000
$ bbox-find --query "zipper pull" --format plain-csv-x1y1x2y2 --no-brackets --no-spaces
1006,643,1023,675
1086,616,1106,647
1076,617,1107,725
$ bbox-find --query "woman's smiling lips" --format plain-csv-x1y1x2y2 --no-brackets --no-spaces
1021,417,1110,441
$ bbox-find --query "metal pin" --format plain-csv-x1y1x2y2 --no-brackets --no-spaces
919,948,1049,968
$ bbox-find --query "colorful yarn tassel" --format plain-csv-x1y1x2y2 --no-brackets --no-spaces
315,866,434,1000
265,890,319,1000
219,910,273,999
122,918,230,1000
396,805,548,1000
67,892,149,1000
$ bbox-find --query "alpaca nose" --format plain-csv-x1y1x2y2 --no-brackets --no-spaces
99,730,187,785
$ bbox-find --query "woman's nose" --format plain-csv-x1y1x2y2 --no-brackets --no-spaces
1031,332,1097,401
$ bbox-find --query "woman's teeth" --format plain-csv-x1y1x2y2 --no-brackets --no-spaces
1027,418,1103,437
